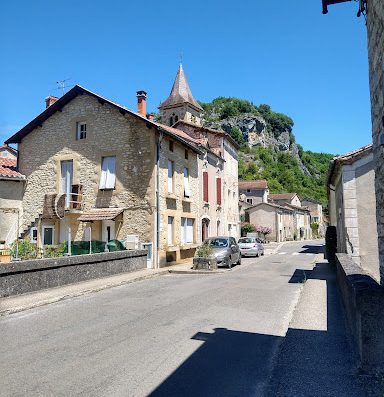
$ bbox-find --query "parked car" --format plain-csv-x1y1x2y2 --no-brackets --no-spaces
238,237,264,257
195,236,241,269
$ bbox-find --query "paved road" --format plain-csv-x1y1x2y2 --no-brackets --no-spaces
1,241,322,396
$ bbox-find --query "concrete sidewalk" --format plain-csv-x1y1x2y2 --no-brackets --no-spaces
266,260,371,396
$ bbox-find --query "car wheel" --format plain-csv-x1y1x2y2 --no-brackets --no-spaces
237,256,241,266
256,251,260,258
227,257,232,269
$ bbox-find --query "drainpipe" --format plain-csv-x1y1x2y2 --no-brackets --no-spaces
155,132,163,269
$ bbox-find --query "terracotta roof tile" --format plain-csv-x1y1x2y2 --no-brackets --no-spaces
0,158,25,179
239,180,268,190
269,193,297,201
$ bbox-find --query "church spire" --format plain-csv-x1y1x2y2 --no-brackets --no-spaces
159,64,203,111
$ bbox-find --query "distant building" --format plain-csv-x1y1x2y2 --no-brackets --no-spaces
327,144,379,281
0,153,25,249
238,180,269,205
269,193,301,207
301,197,325,237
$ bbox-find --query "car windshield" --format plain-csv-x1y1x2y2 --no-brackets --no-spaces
206,238,228,248
238,238,255,244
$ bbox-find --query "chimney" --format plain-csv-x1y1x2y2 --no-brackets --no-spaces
45,95,59,108
136,90,147,117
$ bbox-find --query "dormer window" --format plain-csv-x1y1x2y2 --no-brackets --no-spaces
76,122,87,140
169,116,173,126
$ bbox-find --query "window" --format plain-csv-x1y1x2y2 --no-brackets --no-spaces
99,156,116,190
168,216,174,246
184,167,191,198
203,171,208,202
185,149,188,160
216,177,222,205
30,227,38,244
246,198,253,204
169,140,174,152
181,218,194,245
175,115,179,123
247,189,251,193
76,122,87,140
167,160,174,193
169,116,173,126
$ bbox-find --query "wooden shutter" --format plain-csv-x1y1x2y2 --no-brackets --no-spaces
203,172,208,202
216,177,222,205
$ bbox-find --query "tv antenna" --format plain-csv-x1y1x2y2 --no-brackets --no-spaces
56,79,71,96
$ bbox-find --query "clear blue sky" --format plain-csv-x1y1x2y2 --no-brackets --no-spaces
0,0,370,154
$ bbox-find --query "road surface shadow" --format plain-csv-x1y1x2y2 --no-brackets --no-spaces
299,244,324,254
149,262,369,397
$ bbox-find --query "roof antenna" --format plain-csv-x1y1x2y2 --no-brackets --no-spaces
56,79,71,96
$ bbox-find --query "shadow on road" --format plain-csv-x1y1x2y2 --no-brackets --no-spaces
149,261,366,397
299,244,324,254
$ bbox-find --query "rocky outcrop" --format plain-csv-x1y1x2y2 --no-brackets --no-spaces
204,113,311,176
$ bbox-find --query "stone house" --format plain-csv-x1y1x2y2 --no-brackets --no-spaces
301,197,325,236
238,180,269,205
5,85,202,268
269,193,301,207
327,144,379,281
0,153,25,250
0,145,17,160
159,64,240,240
246,202,295,242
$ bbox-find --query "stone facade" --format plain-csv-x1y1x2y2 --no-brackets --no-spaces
367,0,384,283
7,87,202,268
328,146,379,281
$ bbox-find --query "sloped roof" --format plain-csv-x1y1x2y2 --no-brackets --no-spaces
282,203,310,213
246,201,294,213
239,180,268,190
0,145,17,156
0,157,25,180
327,143,373,186
159,64,203,111
174,120,240,150
269,193,298,201
5,85,203,155
78,207,124,221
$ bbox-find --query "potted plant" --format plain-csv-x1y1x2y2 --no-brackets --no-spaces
193,243,217,270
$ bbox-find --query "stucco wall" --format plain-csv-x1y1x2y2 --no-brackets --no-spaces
18,94,156,246
158,136,199,265
356,160,379,281
248,205,278,242
0,179,24,245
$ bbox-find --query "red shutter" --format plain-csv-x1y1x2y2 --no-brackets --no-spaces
216,177,222,205
203,172,209,202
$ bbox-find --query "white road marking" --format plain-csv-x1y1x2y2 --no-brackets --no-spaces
306,253,313,256
292,252,300,256
278,252,287,255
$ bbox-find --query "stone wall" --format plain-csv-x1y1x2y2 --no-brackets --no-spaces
0,249,147,297
18,94,156,245
367,0,384,283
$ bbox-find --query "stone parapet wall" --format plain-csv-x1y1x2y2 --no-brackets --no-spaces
335,253,384,370
0,249,147,297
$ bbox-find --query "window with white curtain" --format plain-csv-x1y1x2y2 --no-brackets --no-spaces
168,216,174,246
100,156,116,190
181,218,194,245
168,160,174,193
183,167,191,197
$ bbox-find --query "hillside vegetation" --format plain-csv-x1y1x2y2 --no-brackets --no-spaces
200,97,334,206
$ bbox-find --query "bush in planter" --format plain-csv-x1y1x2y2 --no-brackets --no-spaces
241,222,256,236
195,243,213,258
256,225,272,241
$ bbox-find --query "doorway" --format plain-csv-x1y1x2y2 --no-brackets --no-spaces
102,220,115,242
61,160,73,208
201,218,210,242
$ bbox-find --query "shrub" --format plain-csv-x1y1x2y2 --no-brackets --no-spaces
256,225,272,240
10,239,38,260
241,222,256,236
195,244,213,258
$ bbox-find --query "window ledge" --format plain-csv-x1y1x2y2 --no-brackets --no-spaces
182,197,192,203
166,193,177,200
180,244,198,250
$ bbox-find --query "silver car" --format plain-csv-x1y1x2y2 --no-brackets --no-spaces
203,236,241,269
238,237,265,257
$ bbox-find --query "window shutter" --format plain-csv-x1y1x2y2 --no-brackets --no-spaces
203,172,208,202
168,160,173,193
187,219,193,243
99,158,108,189
216,177,222,205
184,167,191,197
105,157,116,189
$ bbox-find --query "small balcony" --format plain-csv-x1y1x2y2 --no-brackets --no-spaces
42,185,84,219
